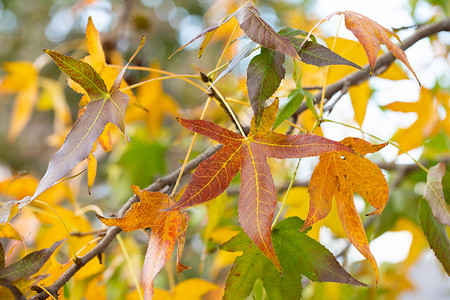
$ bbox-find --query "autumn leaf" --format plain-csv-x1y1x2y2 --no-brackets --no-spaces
98,185,190,300
419,198,450,275
168,98,353,270
234,5,298,58
0,61,39,141
423,163,450,226
302,137,389,285
210,41,258,89
0,239,63,298
247,47,286,126
152,278,220,300
169,13,235,59
342,11,420,84
221,217,366,299
0,38,144,226
383,87,440,152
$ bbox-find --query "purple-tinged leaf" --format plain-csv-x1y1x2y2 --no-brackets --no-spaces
419,198,450,275
234,5,298,58
210,41,257,88
0,240,63,281
247,47,285,127
299,41,362,69
169,14,234,59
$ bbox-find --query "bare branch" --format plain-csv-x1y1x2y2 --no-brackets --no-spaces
30,145,221,300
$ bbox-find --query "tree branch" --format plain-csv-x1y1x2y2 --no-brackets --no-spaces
294,17,450,117
30,16,450,300
30,145,221,300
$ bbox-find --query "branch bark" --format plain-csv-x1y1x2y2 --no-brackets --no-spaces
30,16,450,300
30,145,221,300
294,17,450,117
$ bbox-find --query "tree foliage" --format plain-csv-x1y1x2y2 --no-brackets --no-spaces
0,0,449,299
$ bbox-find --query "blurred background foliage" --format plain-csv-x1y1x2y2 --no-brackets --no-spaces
0,0,449,299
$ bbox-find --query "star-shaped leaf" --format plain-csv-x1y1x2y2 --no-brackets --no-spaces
168,99,353,270
302,137,389,285
220,217,366,299
98,185,190,300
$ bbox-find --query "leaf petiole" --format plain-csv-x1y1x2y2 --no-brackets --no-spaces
322,118,429,172
272,159,301,228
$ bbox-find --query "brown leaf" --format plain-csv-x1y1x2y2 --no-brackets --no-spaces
98,185,189,300
343,11,420,84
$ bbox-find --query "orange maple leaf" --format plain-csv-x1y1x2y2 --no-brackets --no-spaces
168,98,353,271
342,11,420,84
98,185,190,300
302,137,389,285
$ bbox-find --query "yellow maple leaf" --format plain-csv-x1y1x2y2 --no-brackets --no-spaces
384,87,440,152
153,279,221,300
0,61,39,140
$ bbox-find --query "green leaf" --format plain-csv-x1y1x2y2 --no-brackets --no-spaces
419,198,450,275
44,49,107,101
424,163,450,226
247,47,285,127
0,240,63,281
305,90,319,119
273,89,305,129
220,217,366,299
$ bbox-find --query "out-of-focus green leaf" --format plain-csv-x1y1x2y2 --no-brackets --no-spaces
419,198,450,275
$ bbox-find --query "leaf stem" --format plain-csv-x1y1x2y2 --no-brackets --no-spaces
120,75,204,93
212,22,240,80
272,159,301,228
323,118,429,172
108,64,206,93
116,234,143,300
319,13,343,118
170,96,213,198
34,200,78,262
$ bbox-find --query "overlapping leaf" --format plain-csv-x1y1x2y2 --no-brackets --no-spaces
98,185,190,300
169,99,353,270
302,137,389,284
221,217,366,299
0,240,63,298
342,11,420,83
